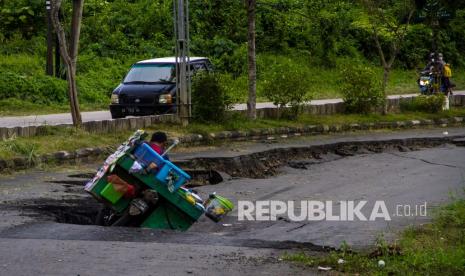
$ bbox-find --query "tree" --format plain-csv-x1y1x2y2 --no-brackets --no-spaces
50,0,83,127
246,0,257,120
262,61,311,119
360,0,415,114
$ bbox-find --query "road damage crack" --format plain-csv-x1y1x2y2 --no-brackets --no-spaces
186,136,465,178
387,152,464,169
285,222,309,232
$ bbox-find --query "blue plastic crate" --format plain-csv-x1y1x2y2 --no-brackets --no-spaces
132,143,166,168
156,161,191,192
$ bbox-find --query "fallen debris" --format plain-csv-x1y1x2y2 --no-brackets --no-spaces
318,266,332,271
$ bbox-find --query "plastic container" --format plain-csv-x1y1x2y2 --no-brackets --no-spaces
204,194,234,222
177,189,196,205
132,143,166,168
100,183,123,204
155,161,191,192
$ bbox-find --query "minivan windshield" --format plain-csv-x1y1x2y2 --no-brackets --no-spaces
123,63,175,84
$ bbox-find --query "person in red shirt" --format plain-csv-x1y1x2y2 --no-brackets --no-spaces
149,131,170,160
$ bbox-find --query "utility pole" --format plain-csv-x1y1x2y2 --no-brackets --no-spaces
55,35,61,78
247,0,257,120
45,0,54,76
173,0,191,126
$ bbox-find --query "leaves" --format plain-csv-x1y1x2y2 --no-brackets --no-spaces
0,2,40,38
262,57,312,118
340,64,385,114
1,0,465,71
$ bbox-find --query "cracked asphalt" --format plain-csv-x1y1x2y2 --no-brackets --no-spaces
1,128,465,275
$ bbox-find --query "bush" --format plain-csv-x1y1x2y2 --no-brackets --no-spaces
0,54,68,105
261,59,311,118
213,43,248,77
0,70,67,104
218,73,248,104
192,72,228,123
400,94,446,113
340,64,384,114
0,53,128,108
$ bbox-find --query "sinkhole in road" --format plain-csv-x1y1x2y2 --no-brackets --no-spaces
6,136,465,227
4,198,101,226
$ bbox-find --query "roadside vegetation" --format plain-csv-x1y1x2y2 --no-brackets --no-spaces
1,108,465,160
0,53,130,115
284,198,465,275
3,53,463,116
2,1,465,115
340,63,385,114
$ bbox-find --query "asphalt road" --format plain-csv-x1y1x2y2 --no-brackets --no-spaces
1,128,465,275
1,99,345,127
0,92,452,128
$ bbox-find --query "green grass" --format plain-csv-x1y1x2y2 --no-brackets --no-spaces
0,128,127,160
185,108,465,136
298,108,465,124
284,199,465,275
226,65,465,103
0,53,133,116
1,108,465,160
310,67,465,100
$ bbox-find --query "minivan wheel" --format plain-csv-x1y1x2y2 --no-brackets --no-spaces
111,110,125,119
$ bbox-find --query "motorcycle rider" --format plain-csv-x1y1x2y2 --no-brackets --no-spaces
419,52,450,95
438,53,445,64
423,52,445,73
437,53,446,72
423,52,435,72
443,63,453,94
436,53,455,95
429,53,447,94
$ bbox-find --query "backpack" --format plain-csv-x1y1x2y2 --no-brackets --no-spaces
444,64,452,77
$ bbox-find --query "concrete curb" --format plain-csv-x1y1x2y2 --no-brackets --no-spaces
0,114,178,140
1,116,465,173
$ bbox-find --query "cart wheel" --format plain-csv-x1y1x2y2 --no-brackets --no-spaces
95,206,116,226
111,210,131,226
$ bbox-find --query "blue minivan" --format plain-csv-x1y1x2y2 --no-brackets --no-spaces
109,57,213,119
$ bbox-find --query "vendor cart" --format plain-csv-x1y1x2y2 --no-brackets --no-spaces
85,130,208,231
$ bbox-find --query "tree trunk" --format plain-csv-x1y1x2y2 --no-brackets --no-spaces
65,63,77,122
382,66,390,115
70,0,84,60
69,0,83,125
247,0,257,120
67,64,82,125
50,0,83,127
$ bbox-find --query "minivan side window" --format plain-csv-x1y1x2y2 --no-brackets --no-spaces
205,60,213,71
188,62,208,77
192,62,207,72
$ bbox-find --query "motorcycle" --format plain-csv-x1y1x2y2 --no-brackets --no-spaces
418,70,447,95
